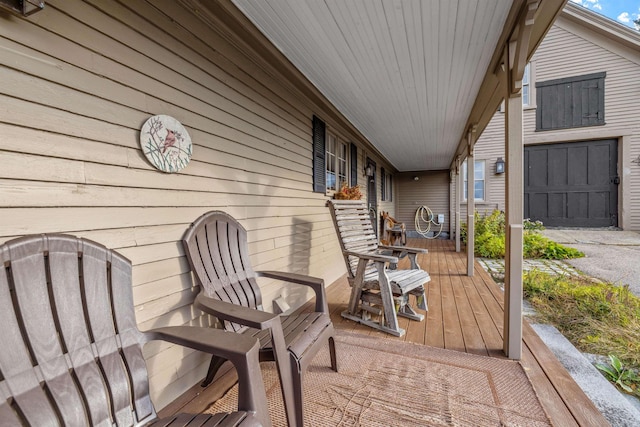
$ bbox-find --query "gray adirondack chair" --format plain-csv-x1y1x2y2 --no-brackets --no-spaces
327,199,430,336
182,211,337,427
0,234,270,427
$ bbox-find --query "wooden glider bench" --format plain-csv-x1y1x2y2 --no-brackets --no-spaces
0,234,270,427
328,200,431,337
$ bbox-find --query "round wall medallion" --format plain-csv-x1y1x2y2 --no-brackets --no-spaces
140,115,192,173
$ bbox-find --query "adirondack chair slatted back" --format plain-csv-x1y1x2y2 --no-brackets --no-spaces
327,200,380,279
0,234,154,427
183,211,263,332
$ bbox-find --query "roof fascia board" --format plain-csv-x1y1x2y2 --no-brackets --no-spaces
562,2,640,51
449,0,567,170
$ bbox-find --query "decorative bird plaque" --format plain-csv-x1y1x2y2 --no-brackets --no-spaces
140,115,192,173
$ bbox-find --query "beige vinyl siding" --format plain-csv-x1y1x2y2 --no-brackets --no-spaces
0,0,380,408
396,171,450,233
474,17,640,230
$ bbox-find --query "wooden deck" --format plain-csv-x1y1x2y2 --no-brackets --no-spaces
161,238,609,426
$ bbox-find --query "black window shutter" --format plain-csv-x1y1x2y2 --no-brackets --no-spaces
312,115,326,193
389,174,393,201
381,167,386,200
350,143,358,186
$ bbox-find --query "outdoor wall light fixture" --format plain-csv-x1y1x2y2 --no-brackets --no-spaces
365,165,374,177
495,157,505,174
0,0,45,16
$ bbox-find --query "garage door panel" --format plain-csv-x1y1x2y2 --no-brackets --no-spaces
588,192,608,219
588,144,611,186
548,193,565,219
567,192,589,219
568,146,588,186
524,139,617,227
549,148,567,187
529,149,549,187
529,193,549,219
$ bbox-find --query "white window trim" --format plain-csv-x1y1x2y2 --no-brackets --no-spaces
381,170,392,201
463,159,486,202
325,131,348,195
498,62,536,111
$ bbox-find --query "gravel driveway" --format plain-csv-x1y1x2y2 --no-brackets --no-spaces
541,229,640,297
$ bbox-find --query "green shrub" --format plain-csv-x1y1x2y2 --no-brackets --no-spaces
461,210,584,260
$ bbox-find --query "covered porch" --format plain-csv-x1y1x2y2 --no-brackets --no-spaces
161,239,607,426
0,0,612,423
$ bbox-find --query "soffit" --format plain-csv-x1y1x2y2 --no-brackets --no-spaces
231,0,566,172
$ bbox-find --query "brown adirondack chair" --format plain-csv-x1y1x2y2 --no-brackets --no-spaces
0,234,270,427
327,199,430,336
182,211,337,427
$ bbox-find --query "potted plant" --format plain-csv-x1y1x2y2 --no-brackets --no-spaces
334,183,363,200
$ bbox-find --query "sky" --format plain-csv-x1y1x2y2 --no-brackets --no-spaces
570,0,640,29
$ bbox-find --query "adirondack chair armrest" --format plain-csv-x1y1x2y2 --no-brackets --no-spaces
344,250,399,264
146,326,269,425
256,270,328,313
195,294,281,330
379,244,428,254
146,326,259,360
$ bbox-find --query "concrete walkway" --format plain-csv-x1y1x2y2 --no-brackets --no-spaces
477,257,582,281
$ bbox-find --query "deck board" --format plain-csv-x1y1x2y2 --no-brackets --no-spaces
160,238,610,426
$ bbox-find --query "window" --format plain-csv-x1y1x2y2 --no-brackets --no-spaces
312,115,357,194
381,168,392,201
463,159,485,201
325,132,348,192
522,63,530,107
536,72,605,131
497,63,533,111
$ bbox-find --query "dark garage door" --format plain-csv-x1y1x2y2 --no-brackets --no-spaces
524,139,618,227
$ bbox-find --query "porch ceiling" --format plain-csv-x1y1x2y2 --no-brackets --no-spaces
230,0,566,172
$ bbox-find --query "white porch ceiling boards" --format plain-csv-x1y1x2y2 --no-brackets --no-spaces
231,0,512,172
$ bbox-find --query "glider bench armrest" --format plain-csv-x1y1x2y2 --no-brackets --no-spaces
378,245,428,254
256,270,328,313
344,250,399,264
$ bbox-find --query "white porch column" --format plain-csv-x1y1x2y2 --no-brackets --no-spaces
450,170,456,240
455,158,461,252
504,89,524,359
502,0,538,360
466,128,477,277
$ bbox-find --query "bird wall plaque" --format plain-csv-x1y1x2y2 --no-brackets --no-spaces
140,115,192,173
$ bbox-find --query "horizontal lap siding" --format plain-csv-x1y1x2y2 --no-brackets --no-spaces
0,0,350,408
533,22,640,230
474,20,640,230
396,171,450,232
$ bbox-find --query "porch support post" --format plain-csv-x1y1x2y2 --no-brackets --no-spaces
455,157,462,252
450,170,455,240
466,127,477,277
503,0,537,359
504,89,524,359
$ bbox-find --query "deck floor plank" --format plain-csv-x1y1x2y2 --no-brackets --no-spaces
161,238,610,426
